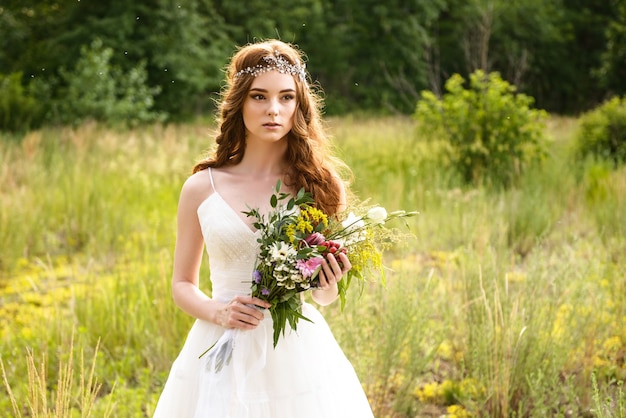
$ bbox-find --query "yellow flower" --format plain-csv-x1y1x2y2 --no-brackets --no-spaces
446,404,469,418
300,206,328,228
285,224,296,243
414,381,439,402
437,340,453,360
296,218,313,234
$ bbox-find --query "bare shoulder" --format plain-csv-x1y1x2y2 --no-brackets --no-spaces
179,169,213,208
329,171,348,211
329,171,347,195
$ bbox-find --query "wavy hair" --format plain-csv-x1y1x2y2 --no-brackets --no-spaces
193,39,350,215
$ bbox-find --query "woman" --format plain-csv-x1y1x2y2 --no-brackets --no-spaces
153,39,374,417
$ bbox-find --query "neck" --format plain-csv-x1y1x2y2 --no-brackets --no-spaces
236,140,289,177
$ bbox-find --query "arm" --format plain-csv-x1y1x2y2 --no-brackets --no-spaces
171,172,269,328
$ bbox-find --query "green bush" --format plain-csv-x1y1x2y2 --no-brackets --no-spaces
54,39,165,127
575,96,626,166
0,72,44,132
414,70,548,188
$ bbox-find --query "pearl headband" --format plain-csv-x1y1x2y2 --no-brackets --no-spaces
234,49,307,83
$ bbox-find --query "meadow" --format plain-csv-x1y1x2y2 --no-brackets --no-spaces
0,116,625,417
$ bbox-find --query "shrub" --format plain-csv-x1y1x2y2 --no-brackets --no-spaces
0,72,44,133
414,70,548,188
575,96,626,166
54,39,165,127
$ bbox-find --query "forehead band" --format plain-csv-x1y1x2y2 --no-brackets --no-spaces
234,49,307,83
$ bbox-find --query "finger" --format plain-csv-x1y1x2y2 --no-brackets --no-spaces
226,309,261,329
231,296,267,321
325,253,343,277
337,252,352,273
320,260,334,285
240,304,266,322
317,270,330,290
249,296,272,309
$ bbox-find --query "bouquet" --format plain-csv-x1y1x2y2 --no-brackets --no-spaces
200,180,416,370
247,181,417,346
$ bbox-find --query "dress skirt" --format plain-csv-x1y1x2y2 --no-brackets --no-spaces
153,302,374,418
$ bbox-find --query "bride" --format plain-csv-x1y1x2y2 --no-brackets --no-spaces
152,39,374,418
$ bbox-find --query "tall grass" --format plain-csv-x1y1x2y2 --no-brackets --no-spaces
1,115,625,417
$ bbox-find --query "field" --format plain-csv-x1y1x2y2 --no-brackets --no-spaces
1,116,625,417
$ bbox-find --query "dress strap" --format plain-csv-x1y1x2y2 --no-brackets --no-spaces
208,167,216,194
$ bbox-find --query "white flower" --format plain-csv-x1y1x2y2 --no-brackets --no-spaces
340,212,366,245
270,242,297,262
341,212,365,231
366,206,388,225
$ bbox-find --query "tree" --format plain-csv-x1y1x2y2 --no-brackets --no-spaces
55,0,233,118
0,0,233,122
595,1,626,97
309,0,446,113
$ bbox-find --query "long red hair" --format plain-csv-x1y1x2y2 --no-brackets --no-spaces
193,39,350,215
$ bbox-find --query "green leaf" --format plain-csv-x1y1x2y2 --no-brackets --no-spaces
297,247,314,259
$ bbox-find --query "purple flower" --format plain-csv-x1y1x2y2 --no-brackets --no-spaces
261,287,270,296
253,270,262,284
304,232,325,246
296,257,324,278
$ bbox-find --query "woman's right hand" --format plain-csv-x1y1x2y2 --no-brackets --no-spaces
217,295,271,330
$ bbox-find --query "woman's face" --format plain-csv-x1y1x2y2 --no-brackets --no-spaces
242,70,297,145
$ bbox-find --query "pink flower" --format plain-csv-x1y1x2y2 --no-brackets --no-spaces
304,232,325,246
296,257,323,278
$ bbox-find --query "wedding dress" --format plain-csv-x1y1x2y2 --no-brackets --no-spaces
153,169,374,418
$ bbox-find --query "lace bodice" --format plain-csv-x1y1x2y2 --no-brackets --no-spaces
197,192,261,303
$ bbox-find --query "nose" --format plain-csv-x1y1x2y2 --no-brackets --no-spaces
267,99,279,116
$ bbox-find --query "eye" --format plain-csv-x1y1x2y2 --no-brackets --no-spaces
281,94,295,101
251,94,265,100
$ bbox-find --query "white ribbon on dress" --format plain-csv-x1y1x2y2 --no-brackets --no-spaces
194,311,271,417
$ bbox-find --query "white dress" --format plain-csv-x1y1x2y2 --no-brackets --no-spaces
153,169,374,418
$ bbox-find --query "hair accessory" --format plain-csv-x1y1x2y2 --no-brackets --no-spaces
234,50,307,82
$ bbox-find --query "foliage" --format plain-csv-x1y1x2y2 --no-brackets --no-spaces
592,373,626,418
415,70,548,187
0,0,623,127
0,72,44,133
53,39,164,127
576,96,626,166
0,334,109,418
1,117,626,416
595,1,626,95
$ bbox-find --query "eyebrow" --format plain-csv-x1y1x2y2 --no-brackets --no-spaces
249,88,296,93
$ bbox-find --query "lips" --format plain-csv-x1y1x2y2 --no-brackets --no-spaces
263,122,281,127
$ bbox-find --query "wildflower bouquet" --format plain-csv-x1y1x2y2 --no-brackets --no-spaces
246,181,417,347
201,181,416,371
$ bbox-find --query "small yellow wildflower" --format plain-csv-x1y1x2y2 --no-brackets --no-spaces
446,404,469,418
603,336,622,354
459,378,483,399
506,271,526,283
295,218,313,234
301,206,328,227
437,340,453,360
414,381,441,403
285,224,296,243
16,257,30,269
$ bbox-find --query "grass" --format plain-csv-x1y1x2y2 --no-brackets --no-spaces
1,115,625,417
